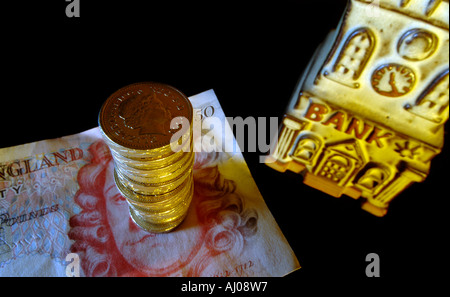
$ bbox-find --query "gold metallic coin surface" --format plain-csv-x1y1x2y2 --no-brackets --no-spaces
129,206,189,233
99,82,193,150
110,141,193,171
99,82,194,233
115,166,193,196
114,168,193,204
114,150,195,185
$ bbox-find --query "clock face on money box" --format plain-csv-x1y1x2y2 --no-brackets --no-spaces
371,64,416,97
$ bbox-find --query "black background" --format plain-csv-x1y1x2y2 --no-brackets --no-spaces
2,0,449,288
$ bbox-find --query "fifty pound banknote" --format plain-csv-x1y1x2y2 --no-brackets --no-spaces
0,90,300,276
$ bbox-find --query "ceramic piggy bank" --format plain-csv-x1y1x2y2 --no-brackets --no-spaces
267,0,449,216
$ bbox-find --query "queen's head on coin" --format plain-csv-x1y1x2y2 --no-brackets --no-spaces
118,91,172,136
68,140,258,276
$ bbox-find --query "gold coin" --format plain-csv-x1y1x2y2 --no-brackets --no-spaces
129,206,189,233
99,82,195,234
99,124,193,160
115,165,192,196
114,167,193,204
114,151,195,185
109,137,193,171
99,82,193,151
129,183,193,231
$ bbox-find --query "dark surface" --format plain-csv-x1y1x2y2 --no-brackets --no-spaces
2,0,448,288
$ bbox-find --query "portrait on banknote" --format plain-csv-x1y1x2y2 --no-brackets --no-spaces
68,140,258,276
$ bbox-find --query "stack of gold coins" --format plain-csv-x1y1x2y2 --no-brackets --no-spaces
98,82,194,233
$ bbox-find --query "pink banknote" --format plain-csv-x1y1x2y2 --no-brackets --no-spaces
0,90,299,276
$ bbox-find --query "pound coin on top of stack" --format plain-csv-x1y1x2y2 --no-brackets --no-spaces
98,82,194,233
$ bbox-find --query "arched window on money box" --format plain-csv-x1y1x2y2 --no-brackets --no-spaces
325,27,376,88
406,69,449,124
355,163,393,197
291,134,323,166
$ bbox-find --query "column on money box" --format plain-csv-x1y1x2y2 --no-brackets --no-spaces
267,0,449,216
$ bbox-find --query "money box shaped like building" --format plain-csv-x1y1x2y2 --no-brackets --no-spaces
267,0,449,216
